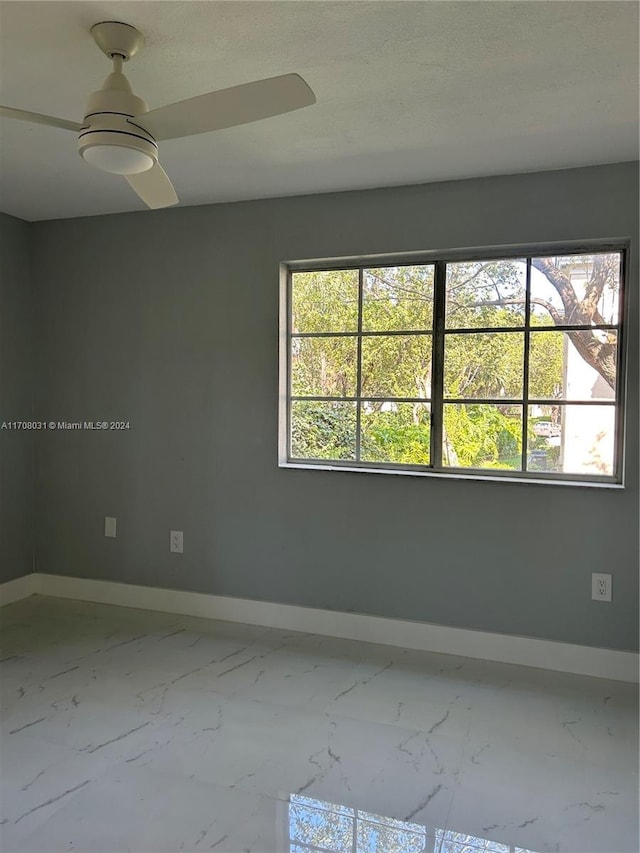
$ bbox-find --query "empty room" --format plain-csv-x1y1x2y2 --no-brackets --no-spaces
0,2,638,852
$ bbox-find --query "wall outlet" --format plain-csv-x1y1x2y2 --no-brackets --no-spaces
104,516,117,538
592,572,612,602
170,530,183,554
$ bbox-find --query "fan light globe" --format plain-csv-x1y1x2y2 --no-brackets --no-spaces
82,144,154,175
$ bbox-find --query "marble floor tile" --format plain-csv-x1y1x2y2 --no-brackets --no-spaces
1,595,638,853
444,729,638,853
3,763,288,853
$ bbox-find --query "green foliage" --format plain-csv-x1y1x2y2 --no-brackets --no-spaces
361,335,431,398
291,401,356,460
361,404,431,464
362,266,434,331
528,325,565,399
292,270,358,333
443,405,522,469
444,329,524,399
291,337,357,397
445,259,526,328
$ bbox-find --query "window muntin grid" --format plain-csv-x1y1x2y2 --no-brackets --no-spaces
286,248,626,484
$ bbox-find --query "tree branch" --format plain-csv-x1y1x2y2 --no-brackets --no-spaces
460,297,563,325
531,258,580,322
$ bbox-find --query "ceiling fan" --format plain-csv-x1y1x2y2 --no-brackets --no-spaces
0,21,316,209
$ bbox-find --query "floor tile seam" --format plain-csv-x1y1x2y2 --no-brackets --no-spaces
439,706,475,837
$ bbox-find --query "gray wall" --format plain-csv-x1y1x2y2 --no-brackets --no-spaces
0,212,34,582
31,162,639,651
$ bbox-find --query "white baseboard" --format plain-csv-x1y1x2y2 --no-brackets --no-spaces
0,573,35,606
2,572,638,682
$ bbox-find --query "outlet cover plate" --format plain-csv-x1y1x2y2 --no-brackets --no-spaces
592,572,612,602
104,516,117,538
170,530,183,554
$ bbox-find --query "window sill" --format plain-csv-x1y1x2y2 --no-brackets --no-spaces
280,460,624,489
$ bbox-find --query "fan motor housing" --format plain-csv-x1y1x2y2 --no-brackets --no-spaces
78,78,157,174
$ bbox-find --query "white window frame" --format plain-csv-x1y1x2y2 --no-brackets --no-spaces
278,240,629,487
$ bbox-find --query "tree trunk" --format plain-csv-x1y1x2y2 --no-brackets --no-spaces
532,257,617,392
567,333,616,390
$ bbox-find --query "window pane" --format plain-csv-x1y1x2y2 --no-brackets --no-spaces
438,829,510,853
530,252,621,325
443,404,522,470
527,404,615,476
363,265,434,331
292,269,358,333
358,811,425,836
290,401,356,460
529,330,617,401
291,795,353,817
444,332,524,399
361,335,432,398
357,818,426,853
529,262,565,324
288,800,353,852
446,259,526,329
360,402,431,465
291,336,357,397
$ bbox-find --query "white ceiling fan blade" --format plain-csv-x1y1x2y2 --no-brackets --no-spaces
136,73,316,142
125,161,179,209
0,105,82,133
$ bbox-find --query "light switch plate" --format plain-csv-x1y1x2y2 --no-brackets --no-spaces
104,516,117,538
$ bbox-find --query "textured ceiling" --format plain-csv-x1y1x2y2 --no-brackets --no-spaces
0,1,638,221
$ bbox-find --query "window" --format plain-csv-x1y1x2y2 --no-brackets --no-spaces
281,245,627,484
288,794,428,852
286,793,538,853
